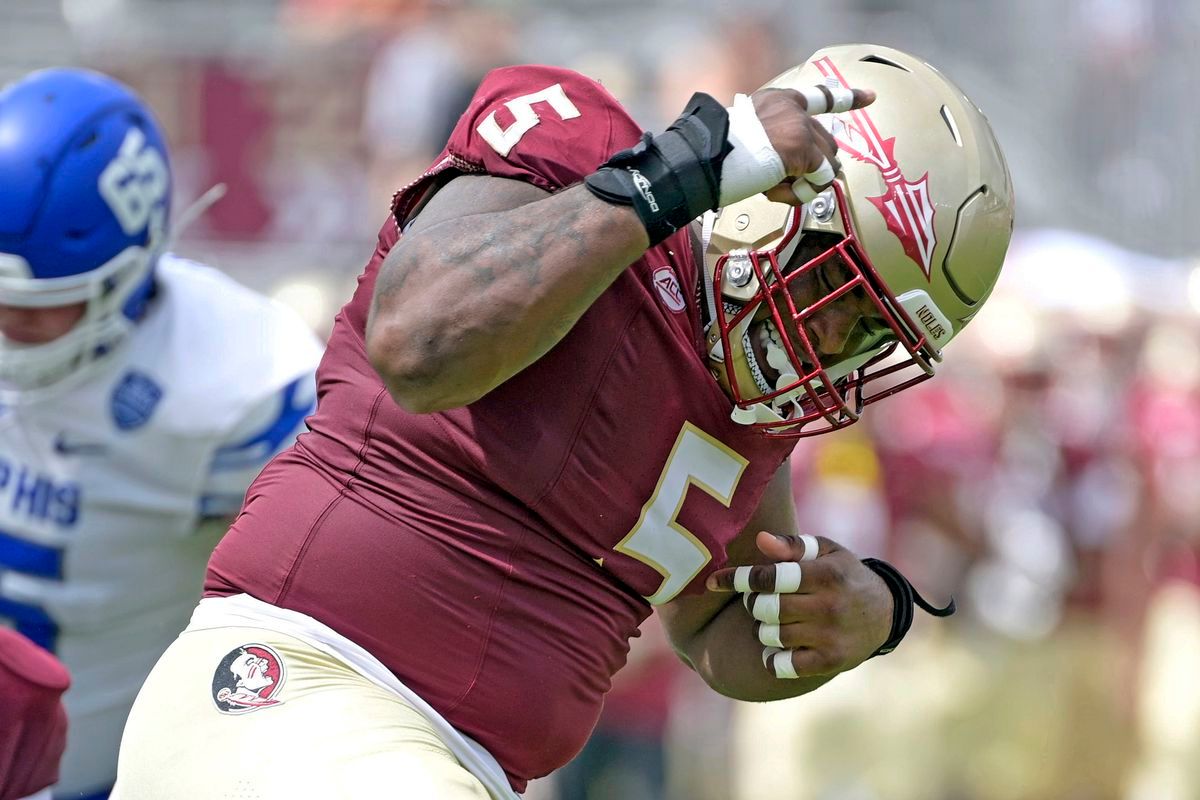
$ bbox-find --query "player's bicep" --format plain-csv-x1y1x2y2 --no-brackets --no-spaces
401,174,552,235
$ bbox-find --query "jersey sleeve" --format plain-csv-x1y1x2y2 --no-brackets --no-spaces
444,65,646,192
198,371,318,518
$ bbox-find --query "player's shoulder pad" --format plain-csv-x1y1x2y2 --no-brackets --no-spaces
0,628,70,696
136,254,323,435
446,64,646,192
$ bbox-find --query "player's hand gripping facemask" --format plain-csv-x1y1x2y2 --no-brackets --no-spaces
703,44,1015,438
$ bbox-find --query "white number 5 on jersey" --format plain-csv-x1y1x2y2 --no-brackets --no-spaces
616,423,749,605
477,84,581,157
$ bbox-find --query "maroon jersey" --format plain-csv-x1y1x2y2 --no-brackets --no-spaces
0,628,69,800
206,65,794,789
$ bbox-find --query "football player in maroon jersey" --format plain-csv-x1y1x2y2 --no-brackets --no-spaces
115,44,1013,800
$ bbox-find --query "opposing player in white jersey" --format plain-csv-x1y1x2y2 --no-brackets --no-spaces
0,68,323,799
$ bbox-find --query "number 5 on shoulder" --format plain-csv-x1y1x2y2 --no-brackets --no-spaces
616,422,748,605
477,84,581,157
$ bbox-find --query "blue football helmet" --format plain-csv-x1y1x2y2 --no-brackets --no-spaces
0,68,171,396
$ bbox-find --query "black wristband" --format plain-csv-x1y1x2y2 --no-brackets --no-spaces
584,92,732,246
862,558,956,658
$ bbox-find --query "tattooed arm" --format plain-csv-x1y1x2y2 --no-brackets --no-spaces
365,175,650,413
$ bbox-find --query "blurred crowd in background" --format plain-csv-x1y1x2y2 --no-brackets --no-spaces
4,0,1199,798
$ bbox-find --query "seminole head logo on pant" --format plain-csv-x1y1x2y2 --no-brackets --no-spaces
211,643,287,714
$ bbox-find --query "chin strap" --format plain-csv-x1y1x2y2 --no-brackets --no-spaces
699,211,719,330
862,558,956,657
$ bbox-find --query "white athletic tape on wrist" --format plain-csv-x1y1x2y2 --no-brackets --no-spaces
718,93,786,207
750,592,781,623
772,649,800,680
774,561,803,593
758,622,784,648
798,534,819,562
733,566,754,594
804,157,836,186
791,180,819,203
799,85,855,115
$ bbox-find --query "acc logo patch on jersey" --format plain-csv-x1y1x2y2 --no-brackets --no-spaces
652,267,687,313
211,643,287,714
111,370,163,430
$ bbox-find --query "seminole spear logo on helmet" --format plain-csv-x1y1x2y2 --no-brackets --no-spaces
812,56,938,280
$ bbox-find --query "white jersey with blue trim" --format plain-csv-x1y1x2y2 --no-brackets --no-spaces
0,254,322,798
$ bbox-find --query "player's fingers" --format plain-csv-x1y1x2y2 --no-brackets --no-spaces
758,621,786,648
754,619,827,649
763,180,804,206
801,534,821,561
705,563,801,594
709,536,836,592
797,85,874,114
744,592,782,623
791,180,819,203
814,116,840,151
792,142,841,204
798,84,850,115
727,561,803,594
761,646,799,679
745,589,831,625
754,531,825,564
782,645,846,677
807,126,840,172
762,640,847,679
763,647,801,679
804,157,837,187
850,87,877,110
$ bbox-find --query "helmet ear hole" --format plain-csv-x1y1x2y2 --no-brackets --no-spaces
943,185,1008,306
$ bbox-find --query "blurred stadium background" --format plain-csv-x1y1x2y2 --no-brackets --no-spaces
5,1,1199,798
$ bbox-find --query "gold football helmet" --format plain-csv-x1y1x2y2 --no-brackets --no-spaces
704,43,1014,437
